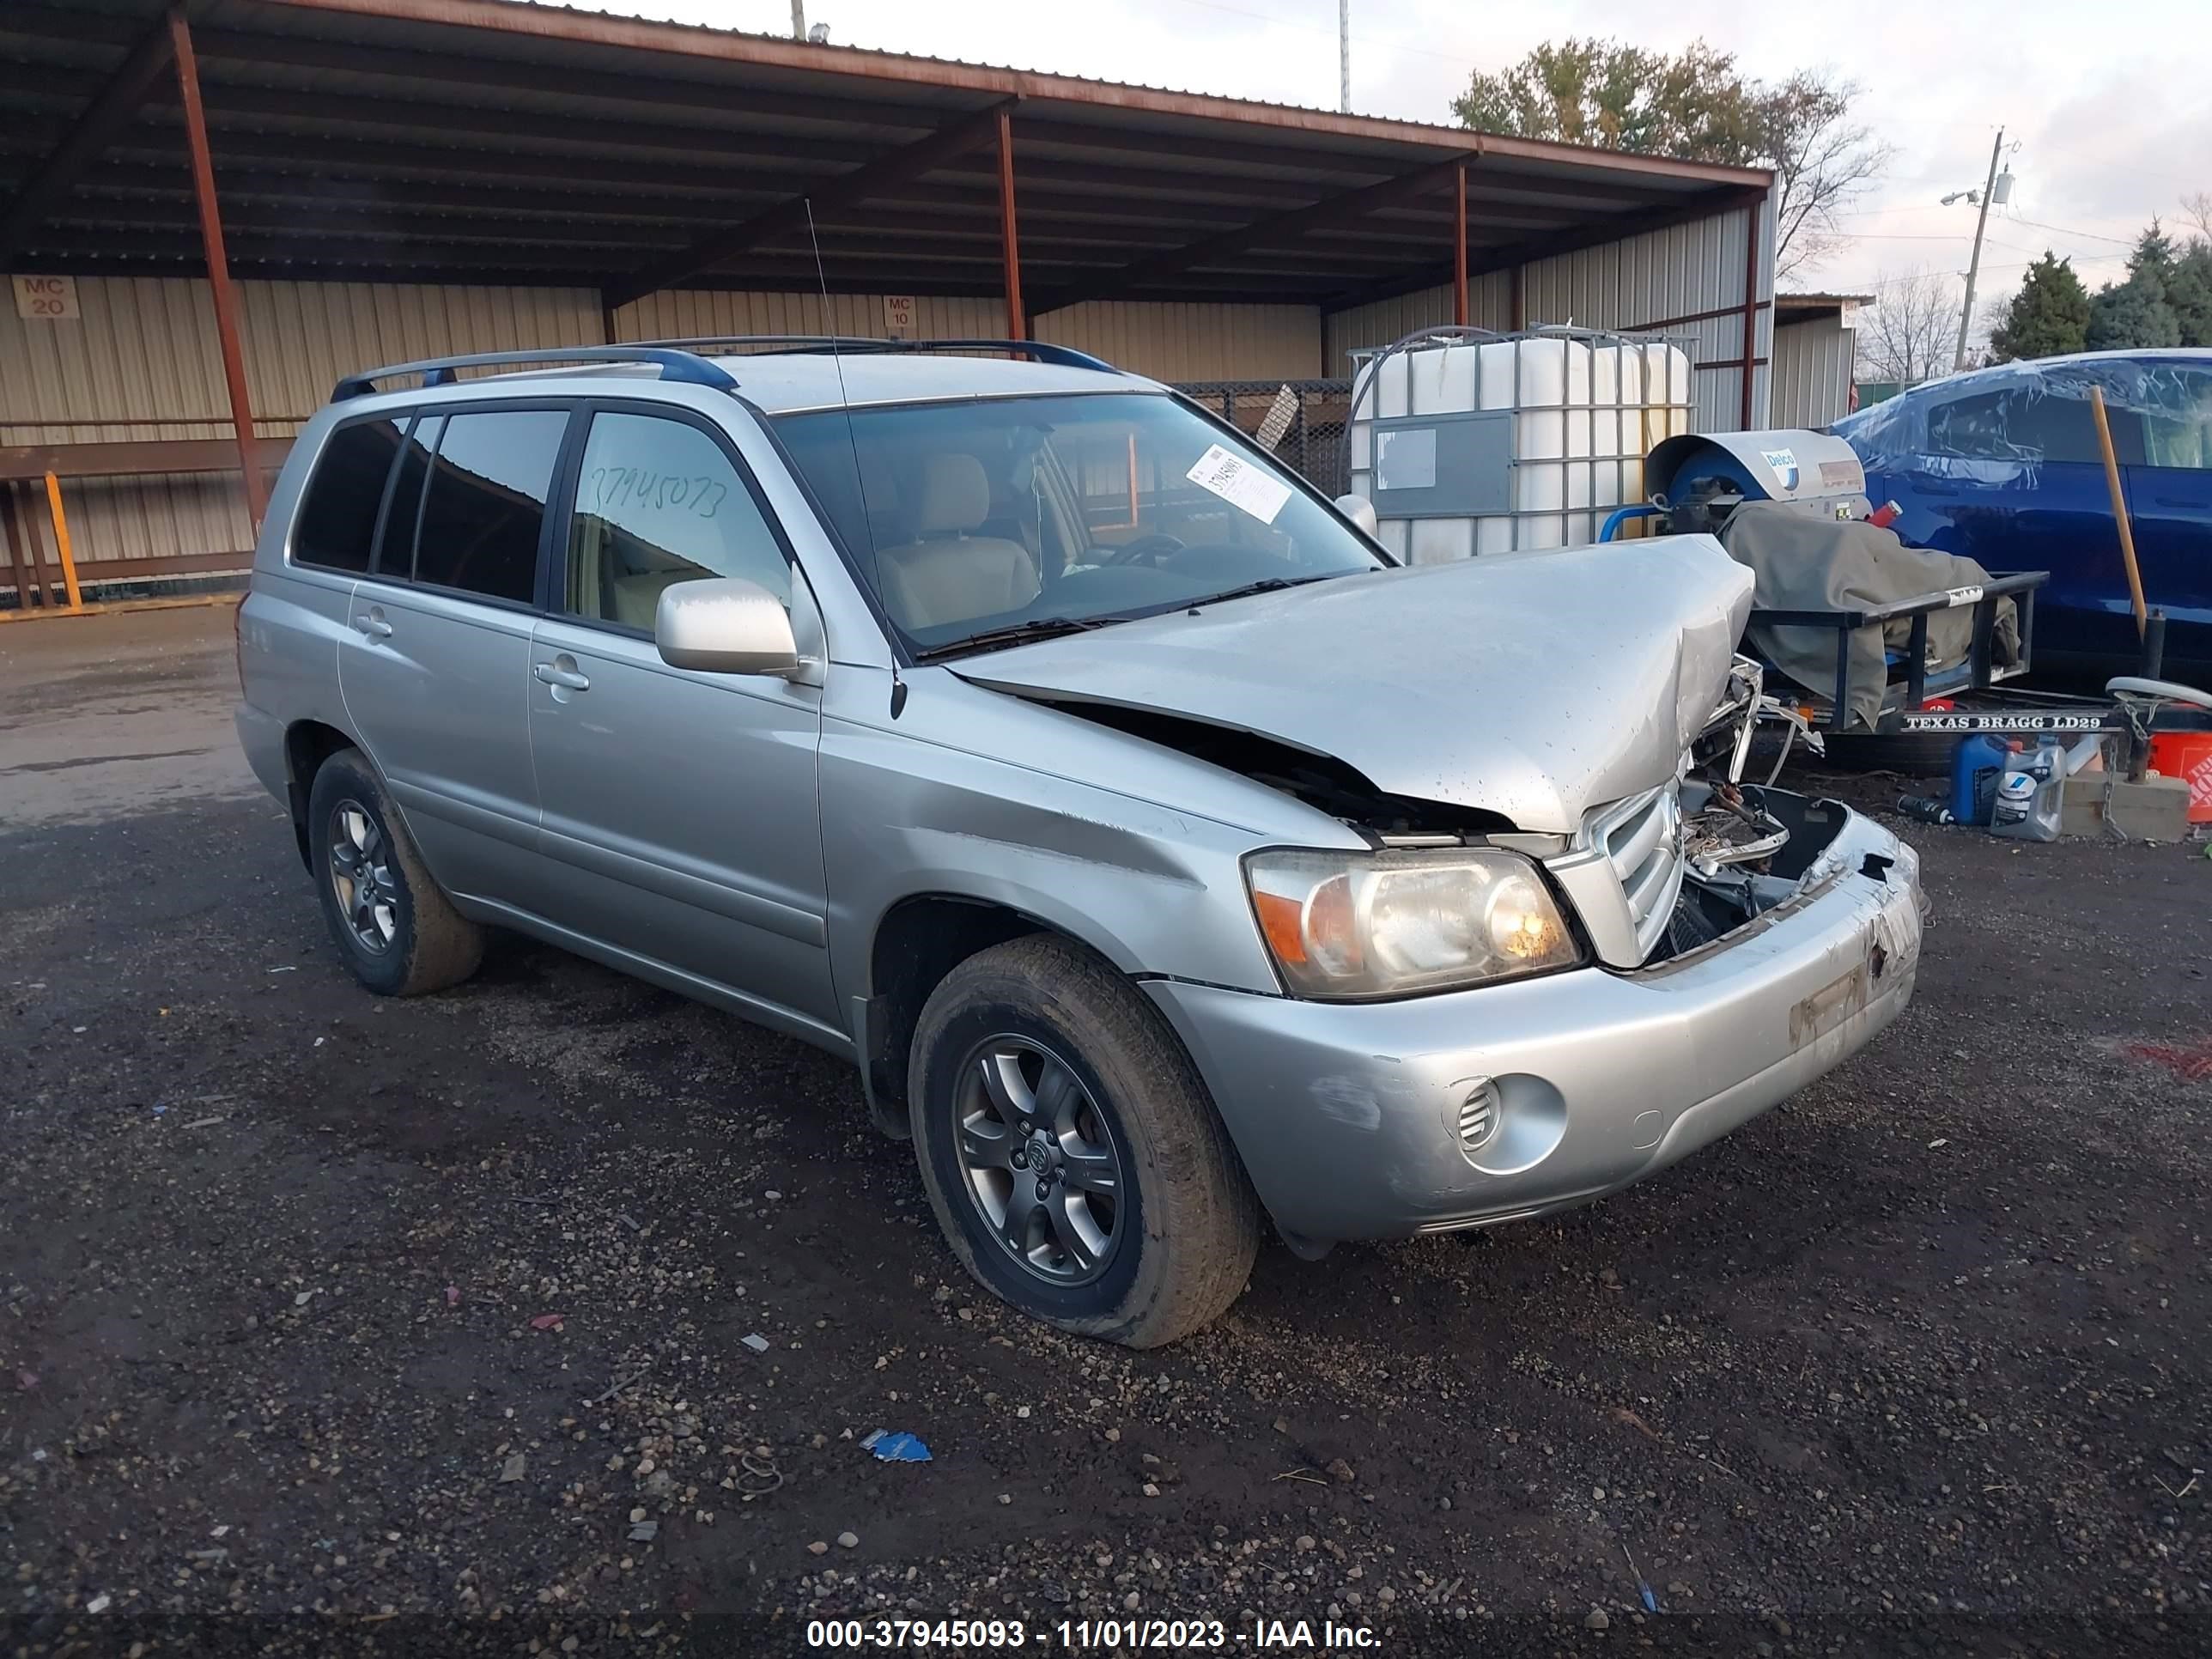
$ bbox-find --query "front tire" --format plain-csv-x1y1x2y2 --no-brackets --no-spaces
908,935,1260,1348
307,746,483,997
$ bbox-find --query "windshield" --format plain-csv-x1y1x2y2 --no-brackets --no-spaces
775,391,1387,655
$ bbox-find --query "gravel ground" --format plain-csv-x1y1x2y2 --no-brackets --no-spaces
2,607,2208,1657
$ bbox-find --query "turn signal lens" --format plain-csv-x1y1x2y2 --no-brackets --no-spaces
1243,848,1580,1000
1253,890,1307,964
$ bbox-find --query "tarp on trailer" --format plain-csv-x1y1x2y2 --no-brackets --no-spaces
1719,500,2020,731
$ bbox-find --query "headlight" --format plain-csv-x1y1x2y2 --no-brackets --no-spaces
1244,847,1582,999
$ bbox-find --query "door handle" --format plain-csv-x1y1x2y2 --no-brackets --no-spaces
2153,495,2209,509
533,659,591,691
353,611,392,639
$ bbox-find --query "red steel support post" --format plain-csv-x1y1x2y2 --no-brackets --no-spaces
170,6,267,531
996,106,1024,340
1741,198,1761,428
1452,161,1468,326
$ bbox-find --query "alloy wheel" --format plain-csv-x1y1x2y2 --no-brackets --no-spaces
951,1034,1125,1285
327,801,398,953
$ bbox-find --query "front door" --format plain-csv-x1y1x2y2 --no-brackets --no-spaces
525,405,836,1035
337,405,570,902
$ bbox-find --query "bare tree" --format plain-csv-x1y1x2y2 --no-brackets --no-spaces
2182,190,2212,241
1856,267,1961,385
1757,72,1894,280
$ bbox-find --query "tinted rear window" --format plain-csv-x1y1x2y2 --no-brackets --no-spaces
411,410,568,604
293,416,405,572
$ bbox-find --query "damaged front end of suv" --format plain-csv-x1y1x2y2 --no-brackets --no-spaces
943,533,1923,1252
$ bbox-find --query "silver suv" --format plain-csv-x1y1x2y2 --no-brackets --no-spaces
235,338,1923,1347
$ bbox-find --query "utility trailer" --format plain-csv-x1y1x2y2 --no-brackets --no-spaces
1602,434,2210,764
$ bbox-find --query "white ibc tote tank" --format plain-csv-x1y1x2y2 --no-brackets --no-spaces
1346,326,1694,562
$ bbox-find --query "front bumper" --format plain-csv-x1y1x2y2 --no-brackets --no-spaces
1146,805,1921,1243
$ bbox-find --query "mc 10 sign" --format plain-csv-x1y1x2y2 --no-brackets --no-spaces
13,275,80,320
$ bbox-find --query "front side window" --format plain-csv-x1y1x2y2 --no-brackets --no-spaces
775,392,1384,654
411,410,568,604
563,411,790,629
293,416,406,573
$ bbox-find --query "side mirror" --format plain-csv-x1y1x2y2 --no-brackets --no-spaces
655,577,801,676
1334,492,1379,538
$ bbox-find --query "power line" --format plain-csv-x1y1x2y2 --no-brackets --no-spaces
1994,211,2138,247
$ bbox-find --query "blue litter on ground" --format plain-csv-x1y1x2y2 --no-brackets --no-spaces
861,1430,931,1463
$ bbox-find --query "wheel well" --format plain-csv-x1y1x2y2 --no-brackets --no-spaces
283,720,356,868
865,896,1042,1123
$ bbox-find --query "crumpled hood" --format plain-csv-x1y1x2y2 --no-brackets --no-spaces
951,535,1754,834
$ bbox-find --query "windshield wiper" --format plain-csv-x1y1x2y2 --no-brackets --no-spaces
914,616,1117,661
1183,574,1334,610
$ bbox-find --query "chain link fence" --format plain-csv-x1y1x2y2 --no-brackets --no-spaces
1173,380,1354,499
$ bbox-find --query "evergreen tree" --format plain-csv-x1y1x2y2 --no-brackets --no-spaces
1987,252,2091,361
2087,222,2185,350
2169,240,2212,347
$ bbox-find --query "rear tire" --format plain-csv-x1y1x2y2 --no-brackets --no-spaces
307,746,483,996
908,935,1260,1348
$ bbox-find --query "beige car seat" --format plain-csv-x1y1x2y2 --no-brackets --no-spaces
872,454,1040,631
607,555,694,631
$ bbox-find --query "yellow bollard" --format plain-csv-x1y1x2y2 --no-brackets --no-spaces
41,471,84,613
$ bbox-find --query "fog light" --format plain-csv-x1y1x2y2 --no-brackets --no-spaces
1455,1077,1502,1153
1447,1073,1569,1176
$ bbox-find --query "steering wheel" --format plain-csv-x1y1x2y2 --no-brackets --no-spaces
2107,675,2212,714
1095,532,1187,568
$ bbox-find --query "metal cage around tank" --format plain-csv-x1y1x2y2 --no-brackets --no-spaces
1344,325,1698,561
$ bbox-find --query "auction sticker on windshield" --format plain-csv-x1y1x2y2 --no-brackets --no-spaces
1187,444,1292,525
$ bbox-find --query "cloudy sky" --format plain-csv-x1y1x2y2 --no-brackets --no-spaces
580,0,2209,312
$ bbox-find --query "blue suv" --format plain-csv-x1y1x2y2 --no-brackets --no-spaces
1833,349,2212,678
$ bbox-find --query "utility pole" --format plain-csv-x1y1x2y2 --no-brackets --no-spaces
1338,0,1349,113
1954,127,2002,371
791,1,806,41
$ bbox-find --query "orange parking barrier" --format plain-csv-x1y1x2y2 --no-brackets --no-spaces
41,471,84,613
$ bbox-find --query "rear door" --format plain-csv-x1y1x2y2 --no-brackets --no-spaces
1904,372,2143,665
2124,362,2212,670
337,404,570,903
524,403,836,1034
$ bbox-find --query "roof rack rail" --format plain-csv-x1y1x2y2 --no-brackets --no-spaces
331,345,738,401
632,334,1119,374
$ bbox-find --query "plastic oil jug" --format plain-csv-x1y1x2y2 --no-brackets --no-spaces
1989,736,2102,842
1949,733,2015,825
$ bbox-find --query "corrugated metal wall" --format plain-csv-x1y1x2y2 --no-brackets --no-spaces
1321,271,1516,354
1323,193,1776,433
1770,309,1857,430
3,278,1322,580
615,290,1321,382
610,288,1002,343
3,276,600,571
1036,301,1318,380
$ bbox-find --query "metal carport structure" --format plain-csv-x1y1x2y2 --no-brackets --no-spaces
0,0,1773,603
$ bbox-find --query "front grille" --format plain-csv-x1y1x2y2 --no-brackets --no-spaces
1586,783,1686,962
